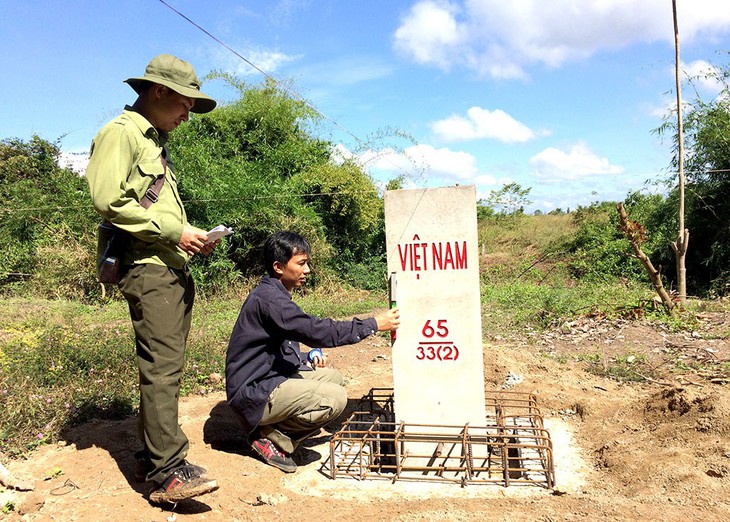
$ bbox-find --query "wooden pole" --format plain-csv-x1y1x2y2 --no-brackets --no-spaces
671,0,689,301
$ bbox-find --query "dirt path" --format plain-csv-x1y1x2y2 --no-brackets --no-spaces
3,316,730,521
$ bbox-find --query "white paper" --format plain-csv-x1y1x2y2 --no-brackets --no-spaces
205,225,234,244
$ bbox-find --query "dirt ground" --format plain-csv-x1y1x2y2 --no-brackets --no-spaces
3,311,730,521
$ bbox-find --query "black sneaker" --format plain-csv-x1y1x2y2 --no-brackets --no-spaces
148,464,218,504
134,451,207,483
251,437,297,473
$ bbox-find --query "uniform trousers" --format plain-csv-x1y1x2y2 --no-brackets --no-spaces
120,263,194,483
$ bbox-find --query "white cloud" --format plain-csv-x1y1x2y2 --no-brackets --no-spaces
540,200,555,210
408,144,478,179
299,58,394,87
474,174,498,185
529,142,624,180
681,59,724,94
389,144,479,180
393,1,462,70
352,143,499,184
394,0,730,79
430,106,538,143
647,60,725,120
211,46,298,77
269,0,311,25
59,150,90,175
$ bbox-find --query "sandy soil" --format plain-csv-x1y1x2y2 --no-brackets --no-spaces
3,312,730,521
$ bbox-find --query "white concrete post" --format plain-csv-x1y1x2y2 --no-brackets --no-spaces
384,186,486,438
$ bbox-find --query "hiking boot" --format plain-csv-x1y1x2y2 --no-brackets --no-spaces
148,463,218,504
251,437,297,473
134,450,207,483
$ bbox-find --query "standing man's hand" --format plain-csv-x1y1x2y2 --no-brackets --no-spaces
200,239,220,256
178,225,209,256
376,308,400,331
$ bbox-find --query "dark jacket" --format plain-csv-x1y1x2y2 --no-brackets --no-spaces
225,275,378,434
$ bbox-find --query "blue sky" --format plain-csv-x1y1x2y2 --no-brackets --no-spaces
2,0,730,212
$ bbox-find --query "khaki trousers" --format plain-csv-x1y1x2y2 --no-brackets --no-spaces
259,367,348,454
120,263,194,483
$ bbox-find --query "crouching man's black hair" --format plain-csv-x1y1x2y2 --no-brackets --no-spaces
263,231,311,277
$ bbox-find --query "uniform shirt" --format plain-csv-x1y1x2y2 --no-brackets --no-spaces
226,275,379,434
85,107,190,269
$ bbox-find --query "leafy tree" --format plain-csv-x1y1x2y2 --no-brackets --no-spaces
169,76,385,291
484,182,532,216
476,199,495,220
1,77,392,297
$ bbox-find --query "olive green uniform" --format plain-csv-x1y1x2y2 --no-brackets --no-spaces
86,107,193,483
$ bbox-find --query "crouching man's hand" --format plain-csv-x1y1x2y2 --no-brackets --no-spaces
376,308,400,332
307,349,327,368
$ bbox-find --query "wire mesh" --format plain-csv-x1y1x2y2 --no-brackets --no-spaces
322,388,555,488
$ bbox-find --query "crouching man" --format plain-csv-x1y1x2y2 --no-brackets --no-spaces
225,231,400,472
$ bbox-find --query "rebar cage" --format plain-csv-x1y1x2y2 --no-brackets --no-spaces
322,388,555,488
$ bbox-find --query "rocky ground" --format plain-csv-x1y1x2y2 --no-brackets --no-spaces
2,310,730,521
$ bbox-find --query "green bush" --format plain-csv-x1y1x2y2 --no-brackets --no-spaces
169,77,385,290
0,136,98,298
566,194,672,284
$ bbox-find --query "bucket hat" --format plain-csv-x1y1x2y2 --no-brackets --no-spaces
124,54,216,114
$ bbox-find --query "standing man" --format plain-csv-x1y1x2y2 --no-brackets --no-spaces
86,54,219,504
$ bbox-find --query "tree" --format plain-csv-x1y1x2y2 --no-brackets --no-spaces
169,76,386,290
1,77,393,297
568,194,671,284
484,182,532,216
617,203,675,311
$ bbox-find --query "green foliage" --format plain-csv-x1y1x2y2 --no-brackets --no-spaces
476,201,495,220
482,182,532,216
0,287,385,456
0,303,137,456
566,194,672,284
289,160,383,260
477,210,658,335
478,183,532,229
0,136,99,298
169,76,385,290
0,298,233,457
480,278,652,334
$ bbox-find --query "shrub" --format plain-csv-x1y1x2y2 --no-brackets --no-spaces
0,136,98,298
567,194,672,284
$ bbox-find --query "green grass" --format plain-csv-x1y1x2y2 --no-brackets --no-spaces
478,213,576,256
480,271,654,336
575,352,655,382
0,283,391,457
